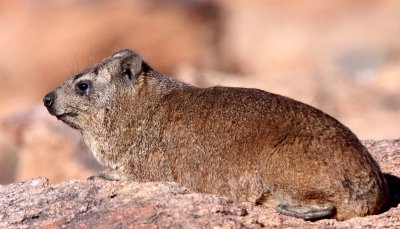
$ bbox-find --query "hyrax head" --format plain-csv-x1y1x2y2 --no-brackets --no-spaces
43,49,145,130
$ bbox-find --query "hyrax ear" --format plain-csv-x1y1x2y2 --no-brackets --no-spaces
110,49,143,82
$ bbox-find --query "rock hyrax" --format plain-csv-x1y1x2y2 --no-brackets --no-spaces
43,49,388,221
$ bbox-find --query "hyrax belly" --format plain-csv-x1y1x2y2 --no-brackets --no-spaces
43,49,388,221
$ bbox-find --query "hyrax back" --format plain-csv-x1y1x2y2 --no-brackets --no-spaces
44,49,388,221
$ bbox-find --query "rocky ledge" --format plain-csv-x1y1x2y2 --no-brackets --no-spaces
1,139,399,228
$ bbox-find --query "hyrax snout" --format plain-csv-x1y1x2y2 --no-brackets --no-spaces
44,49,388,221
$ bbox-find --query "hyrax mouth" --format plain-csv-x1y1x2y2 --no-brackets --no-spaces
56,113,80,129
56,112,78,120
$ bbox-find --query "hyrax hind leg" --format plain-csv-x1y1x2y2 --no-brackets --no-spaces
276,203,336,221
256,192,336,221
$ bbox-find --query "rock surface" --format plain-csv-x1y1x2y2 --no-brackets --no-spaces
1,139,399,228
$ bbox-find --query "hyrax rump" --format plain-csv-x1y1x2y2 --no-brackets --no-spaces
43,49,388,221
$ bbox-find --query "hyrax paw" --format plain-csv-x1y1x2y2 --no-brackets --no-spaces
87,171,122,181
87,174,104,180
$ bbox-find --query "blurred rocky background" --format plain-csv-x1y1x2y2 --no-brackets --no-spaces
0,0,399,184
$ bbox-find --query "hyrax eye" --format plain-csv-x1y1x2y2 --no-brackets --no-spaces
75,81,91,95
78,82,88,91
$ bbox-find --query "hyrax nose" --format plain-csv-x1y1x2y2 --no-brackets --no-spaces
43,92,55,108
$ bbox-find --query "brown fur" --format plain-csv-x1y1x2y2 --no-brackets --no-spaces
43,49,388,220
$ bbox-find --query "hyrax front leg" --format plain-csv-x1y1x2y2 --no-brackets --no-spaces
276,203,336,221
88,169,124,181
